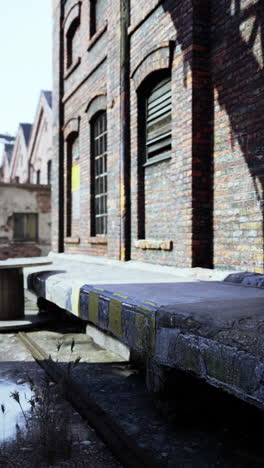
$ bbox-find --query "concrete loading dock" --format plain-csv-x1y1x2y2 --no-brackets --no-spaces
25,253,264,410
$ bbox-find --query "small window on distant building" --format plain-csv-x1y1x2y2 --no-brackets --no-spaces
47,160,52,184
36,170,41,184
15,176,19,183
90,0,105,38
91,111,107,236
145,77,172,161
13,213,38,242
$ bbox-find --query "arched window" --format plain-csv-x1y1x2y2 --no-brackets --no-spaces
144,76,172,162
90,0,106,38
66,18,80,69
90,111,107,236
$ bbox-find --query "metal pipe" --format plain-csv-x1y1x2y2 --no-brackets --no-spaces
120,0,131,261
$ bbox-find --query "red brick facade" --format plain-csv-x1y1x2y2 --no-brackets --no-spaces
52,0,264,272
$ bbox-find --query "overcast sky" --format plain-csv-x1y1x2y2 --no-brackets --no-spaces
0,1,52,151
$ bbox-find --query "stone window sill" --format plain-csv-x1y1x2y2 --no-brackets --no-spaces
143,152,171,168
64,57,81,80
88,236,107,245
11,240,38,244
87,21,108,51
135,239,173,251
64,236,80,244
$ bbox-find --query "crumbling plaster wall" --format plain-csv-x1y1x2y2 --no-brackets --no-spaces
0,183,51,258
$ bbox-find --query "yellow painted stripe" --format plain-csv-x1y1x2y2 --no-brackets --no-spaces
71,164,80,191
89,292,99,324
142,300,158,307
114,293,129,299
109,298,122,337
71,287,80,316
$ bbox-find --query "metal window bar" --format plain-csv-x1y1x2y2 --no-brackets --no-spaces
146,78,172,160
92,112,107,235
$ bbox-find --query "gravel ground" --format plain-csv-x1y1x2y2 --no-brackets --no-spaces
0,330,122,468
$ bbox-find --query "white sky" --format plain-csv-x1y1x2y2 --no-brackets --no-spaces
0,0,52,154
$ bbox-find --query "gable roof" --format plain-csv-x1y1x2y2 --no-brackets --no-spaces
42,90,52,108
20,123,32,146
4,144,14,164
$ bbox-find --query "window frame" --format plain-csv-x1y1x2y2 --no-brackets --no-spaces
66,17,80,69
13,213,38,242
90,110,107,237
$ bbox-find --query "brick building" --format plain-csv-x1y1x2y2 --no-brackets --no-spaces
52,0,264,272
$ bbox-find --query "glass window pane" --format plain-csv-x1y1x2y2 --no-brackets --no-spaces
91,112,108,235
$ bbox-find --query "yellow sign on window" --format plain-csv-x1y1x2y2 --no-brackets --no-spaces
71,164,80,192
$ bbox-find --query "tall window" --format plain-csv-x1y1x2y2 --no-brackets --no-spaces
47,160,52,185
90,0,105,37
36,170,41,184
13,213,38,242
145,77,172,161
91,112,107,236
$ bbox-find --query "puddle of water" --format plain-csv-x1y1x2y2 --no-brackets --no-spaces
0,380,33,441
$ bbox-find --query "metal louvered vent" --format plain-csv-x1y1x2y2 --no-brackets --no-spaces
146,78,172,160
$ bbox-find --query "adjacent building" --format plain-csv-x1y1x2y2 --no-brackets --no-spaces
1,90,53,185
1,143,14,183
52,0,264,273
0,182,51,259
10,123,32,184
0,91,53,258
28,90,53,185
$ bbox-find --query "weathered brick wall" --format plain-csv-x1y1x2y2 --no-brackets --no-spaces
52,0,264,272
130,0,209,267
211,0,264,272
51,0,125,258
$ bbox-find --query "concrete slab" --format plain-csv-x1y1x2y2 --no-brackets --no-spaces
24,253,264,410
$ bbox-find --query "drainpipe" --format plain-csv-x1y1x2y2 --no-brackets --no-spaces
58,2,65,252
120,0,131,261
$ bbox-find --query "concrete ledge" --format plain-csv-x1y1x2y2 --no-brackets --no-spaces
225,271,264,288
25,255,264,410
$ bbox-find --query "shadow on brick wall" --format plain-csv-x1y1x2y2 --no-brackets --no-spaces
163,0,264,270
